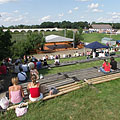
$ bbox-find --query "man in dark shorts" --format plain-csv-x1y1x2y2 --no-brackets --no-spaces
110,57,117,70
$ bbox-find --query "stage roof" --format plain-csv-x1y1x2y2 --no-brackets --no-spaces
45,34,74,43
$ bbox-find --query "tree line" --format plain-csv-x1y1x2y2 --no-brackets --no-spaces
1,21,120,29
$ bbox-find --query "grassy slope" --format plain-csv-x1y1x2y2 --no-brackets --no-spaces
3,32,120,119
83,33,120,43
39,57,120,76
1,78,120,120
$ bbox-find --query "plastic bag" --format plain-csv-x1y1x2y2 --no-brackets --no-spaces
40,74,44,79
15,103,28,117
0,97,9,109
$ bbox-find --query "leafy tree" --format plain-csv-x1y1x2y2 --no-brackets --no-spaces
0,28,12,60
66,30,73,39
11,32,46,58
74,28,84,48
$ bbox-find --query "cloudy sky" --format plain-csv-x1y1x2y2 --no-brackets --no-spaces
0,0,120,26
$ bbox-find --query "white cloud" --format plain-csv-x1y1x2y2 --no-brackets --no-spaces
74,7,79,10
0,12,9,16
13,15,24,22
0,0,18,4
110,12,120,16
68,10,72,14
58,13,64,18
92,9,103,12
88,3,99,9
24,12,29,15
4,17,13,22
112,15,120,19
13,10,19,13
41,15,51,21
97,17,118,23
80,16,85,19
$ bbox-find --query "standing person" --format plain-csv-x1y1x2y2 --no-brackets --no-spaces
110,57,117,70
99,59,111,74
9,77,24,104
27,74,43,102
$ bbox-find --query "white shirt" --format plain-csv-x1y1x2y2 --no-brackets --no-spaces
22,64,28,72
28,62,34,70
18,72,27,81
54,59,60,64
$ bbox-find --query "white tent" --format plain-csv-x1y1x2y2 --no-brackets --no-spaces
101,37,116,46
45,34,74,43
116,30,120,34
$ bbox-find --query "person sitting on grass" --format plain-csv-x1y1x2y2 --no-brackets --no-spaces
30,65,39,80
27,74,43,102
0,63,7,75
99,59,111,74
18,68,28,83
36,59,42,70
9,77,24,104
54,56,60,65
43,59,48,66
110,57,117,71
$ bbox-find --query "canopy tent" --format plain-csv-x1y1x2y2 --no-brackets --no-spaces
116,40,120,44
85,41,109,49
85,41,109,58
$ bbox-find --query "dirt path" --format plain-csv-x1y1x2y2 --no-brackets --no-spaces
34,48,90,59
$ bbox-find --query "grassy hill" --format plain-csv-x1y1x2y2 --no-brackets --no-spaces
1,78,120,120
11,32,120,44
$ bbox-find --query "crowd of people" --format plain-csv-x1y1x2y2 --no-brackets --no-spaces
0,55,61,105
0,51,119,107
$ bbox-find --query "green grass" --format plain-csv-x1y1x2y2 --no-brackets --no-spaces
1,78,120,120
47,56,86,64
39,56,120,76
1,56,120,119
11,33,28,42
83,33,120,43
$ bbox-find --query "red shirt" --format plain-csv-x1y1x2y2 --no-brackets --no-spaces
0,65,7,75
102,62,110,72
30,87,40,98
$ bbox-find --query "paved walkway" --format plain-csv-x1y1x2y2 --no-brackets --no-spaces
34,48,90,59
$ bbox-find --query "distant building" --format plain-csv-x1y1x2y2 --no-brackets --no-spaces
89,24,112,33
